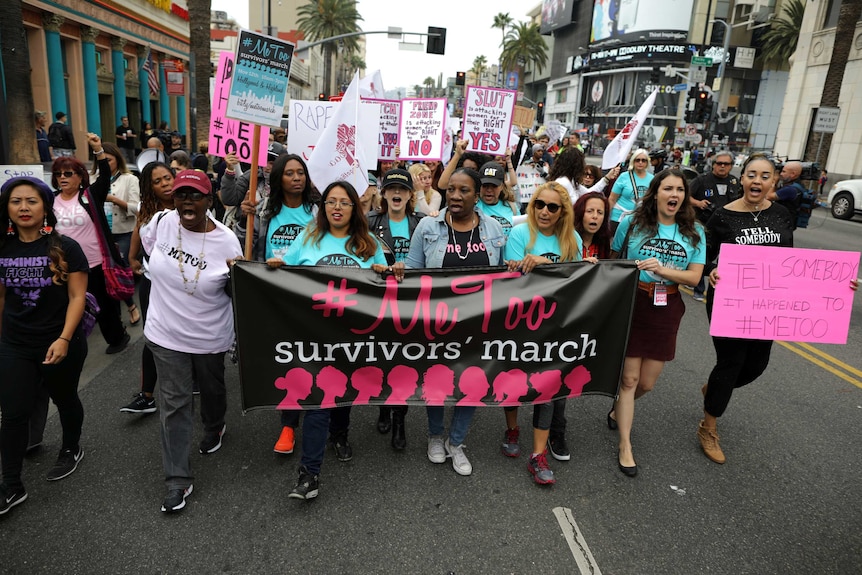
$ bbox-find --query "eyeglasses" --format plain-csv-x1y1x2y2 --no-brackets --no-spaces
53,170,76,178
634,158,648,163
714,161,731,166
173,190,206,201
534,199,562,213
324,200,354,209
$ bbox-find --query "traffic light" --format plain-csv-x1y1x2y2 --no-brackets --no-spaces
318,92,326,101
537,101,545,122
694,90,713,123
455,71,465,86
427,26,446,55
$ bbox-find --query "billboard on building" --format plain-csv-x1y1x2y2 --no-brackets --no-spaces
540,0,577,34
590,0,694,48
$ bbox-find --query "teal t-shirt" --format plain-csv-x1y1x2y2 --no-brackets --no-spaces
610,171,654,222
611,216,706,284
266,205,315,260
388,217,411,263
504,222,583,263
478,200,516,237
283,229,387,268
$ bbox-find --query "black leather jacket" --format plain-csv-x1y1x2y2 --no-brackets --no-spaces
365,210,425,265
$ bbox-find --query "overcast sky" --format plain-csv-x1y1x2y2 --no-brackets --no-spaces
210,0,541,91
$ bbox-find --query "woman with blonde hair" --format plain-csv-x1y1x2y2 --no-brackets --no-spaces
608,148,653,233
408,163,441,216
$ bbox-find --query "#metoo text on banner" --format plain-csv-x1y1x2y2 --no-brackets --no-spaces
209,52,269,166
710,245,859,344
461,86,517,155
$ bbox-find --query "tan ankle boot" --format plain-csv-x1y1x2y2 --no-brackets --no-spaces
697,420,726,464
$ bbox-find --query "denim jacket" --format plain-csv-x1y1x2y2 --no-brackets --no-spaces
404,208,506,269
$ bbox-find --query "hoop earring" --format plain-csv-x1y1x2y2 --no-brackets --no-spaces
6,219,14,236
40,216,53,236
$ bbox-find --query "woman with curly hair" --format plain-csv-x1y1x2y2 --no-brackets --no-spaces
0,177,89,515
608,169,706,477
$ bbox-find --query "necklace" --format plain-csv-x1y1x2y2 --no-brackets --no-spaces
744,200,763,222
176,218,208,296
447,213,477,261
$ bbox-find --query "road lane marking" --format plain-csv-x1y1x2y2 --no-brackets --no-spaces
793,341,862,379
553,506,602,575
777,341,862,389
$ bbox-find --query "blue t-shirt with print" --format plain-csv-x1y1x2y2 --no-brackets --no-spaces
266,205,314,260
283,229,387,268
612,216,706,284
478,200,516,237
610,171,654,222
504,222,583,262
388,217,411,263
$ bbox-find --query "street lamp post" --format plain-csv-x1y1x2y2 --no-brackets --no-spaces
711,19,731,127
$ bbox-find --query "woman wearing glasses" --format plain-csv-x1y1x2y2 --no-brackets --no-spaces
51,133,130,354
283,181,386,500
608,148,653,233
502,182,586,485
140,170,242,513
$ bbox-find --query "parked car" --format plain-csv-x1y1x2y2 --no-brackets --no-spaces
827,179,862,220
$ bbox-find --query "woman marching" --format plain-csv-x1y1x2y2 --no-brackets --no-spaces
476,161,520,237
502,182,586,485
609,169,706,476
0,177,89,515
608,148,654,233
282,181,387,500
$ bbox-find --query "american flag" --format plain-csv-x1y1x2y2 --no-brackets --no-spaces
142,49,159,96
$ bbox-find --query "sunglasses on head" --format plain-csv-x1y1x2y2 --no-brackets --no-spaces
534,199,561,213
53,170,76,178
173,190,206,201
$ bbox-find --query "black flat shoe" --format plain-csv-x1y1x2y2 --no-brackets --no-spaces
618,451,637,477
607,409,618,430
377,407,391,434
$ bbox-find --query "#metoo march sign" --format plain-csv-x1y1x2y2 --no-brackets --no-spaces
226,29,294,126
233,261,639,411
210,52,269,166
461,86,516,155
710,245,859,344
398,98,447,161
364,99,401,160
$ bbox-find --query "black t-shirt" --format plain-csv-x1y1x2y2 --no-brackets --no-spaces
115,124,135,149
690,172,741,223
442,227,491,268
0,235,89,346
705,203,794,270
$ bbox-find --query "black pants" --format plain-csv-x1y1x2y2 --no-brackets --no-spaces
704,336,773,418
90,265,127,346
503,399,567,433
138,277,157,394
0,335,87,491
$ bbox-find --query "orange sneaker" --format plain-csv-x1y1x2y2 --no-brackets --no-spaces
274,426,295,454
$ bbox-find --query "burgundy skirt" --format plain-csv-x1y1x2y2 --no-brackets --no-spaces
625,288,686,362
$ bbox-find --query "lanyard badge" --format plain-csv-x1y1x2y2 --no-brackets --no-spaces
653,283,668,306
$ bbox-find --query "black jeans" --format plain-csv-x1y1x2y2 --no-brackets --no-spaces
705,336,773,418
90,265,127,346
0,335,87,491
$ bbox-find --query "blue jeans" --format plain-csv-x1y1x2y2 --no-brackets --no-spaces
426,406,476,446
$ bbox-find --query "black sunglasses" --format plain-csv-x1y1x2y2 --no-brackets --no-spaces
174,190,206,201
53,170,76,178
534,199,561,213
714,161,732,166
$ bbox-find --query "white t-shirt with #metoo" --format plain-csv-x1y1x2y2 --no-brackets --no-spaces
140,209,242,354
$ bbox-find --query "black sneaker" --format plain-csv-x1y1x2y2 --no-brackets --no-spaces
288,466,319,500
161,484,193,513
46,446,84,481
199,424,226,454
0,485,27,516
547,434,571,461
119,392,157,414
105,332,131,354
330,434,353,462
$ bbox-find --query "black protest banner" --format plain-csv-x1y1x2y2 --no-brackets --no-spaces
232,261,638,411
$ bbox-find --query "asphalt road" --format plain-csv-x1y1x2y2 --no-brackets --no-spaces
1,206,860,574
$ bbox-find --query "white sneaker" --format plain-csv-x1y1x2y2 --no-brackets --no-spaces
427,436,446,464
445,438,472,476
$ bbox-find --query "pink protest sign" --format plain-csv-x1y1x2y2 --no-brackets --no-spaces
209,52,269,167
710,244,859,344
461,85,517,155
397,98,447,161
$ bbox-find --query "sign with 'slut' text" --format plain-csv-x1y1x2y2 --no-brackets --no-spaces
461,86,517,155
710,245,859,344
209,52,269,166
397,98,447,161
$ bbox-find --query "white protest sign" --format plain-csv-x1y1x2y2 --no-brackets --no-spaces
461,86,517,155
288,100,338,162
0,165,45,188
398,98,447,161
363,99,400,161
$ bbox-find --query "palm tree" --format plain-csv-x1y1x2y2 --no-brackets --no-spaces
188,0,211,146
500,21,548,92
471,55,487,86
492,12,513,47
804,0,862,166
424,76,435,97
413,84,423,98
0,0,38,163
297,0,363,96
758,0,805,69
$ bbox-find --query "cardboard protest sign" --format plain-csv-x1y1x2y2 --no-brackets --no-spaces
461,86,517,155
710,245,859,344
512,105,536,131
398,98,447,161
226,29,294,126
209,52,269,166
364,99,400,161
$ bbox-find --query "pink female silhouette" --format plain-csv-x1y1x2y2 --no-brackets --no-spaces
385,365,419,405
350,366,384,406
563,366,592,398
492,369,529,406
529,370,563,404
421,364,455,406
275,367,314,409
456,366,490,406
317,365,348,408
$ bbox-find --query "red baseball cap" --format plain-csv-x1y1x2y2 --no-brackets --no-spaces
172,169,212,195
